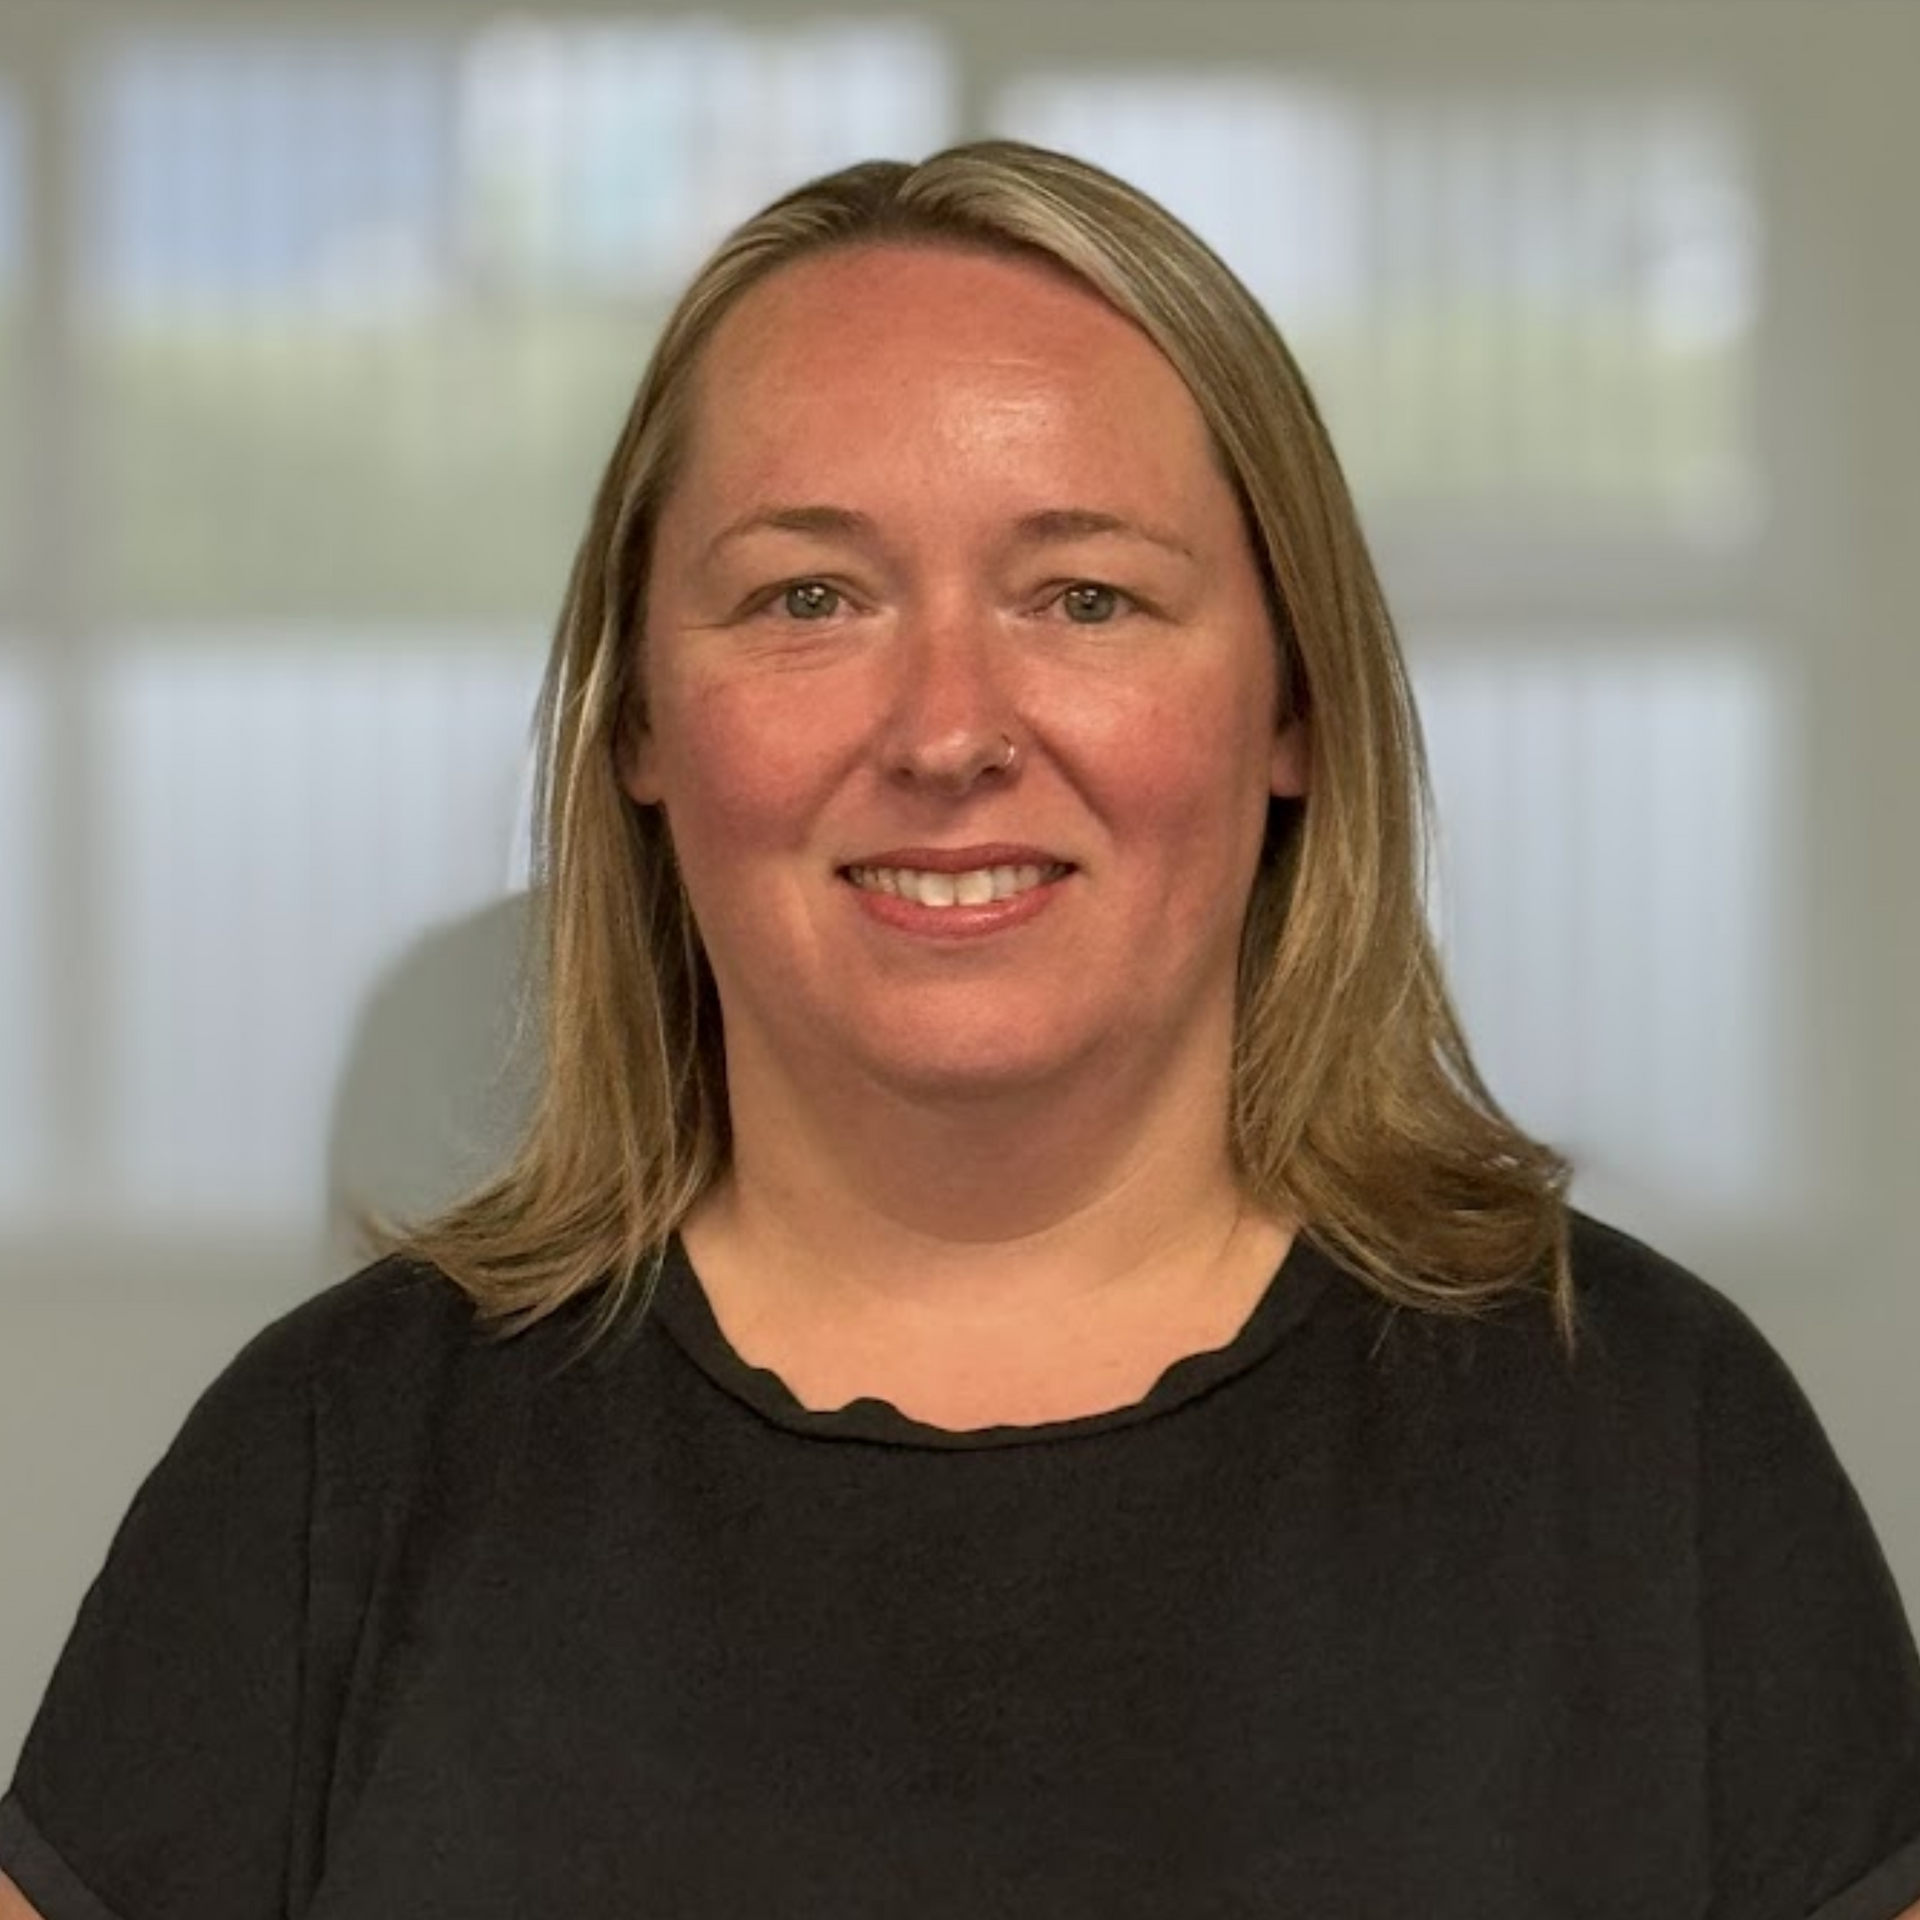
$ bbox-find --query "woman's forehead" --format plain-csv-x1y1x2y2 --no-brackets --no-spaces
727,237,1104,327
668,243,1227,531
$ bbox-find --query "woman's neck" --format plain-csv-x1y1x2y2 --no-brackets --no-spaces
676,1038,1294,1420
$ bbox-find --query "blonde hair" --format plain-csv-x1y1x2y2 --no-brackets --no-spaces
392,139,1572,1342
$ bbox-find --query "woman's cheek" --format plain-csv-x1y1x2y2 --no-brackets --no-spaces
670,669,871,840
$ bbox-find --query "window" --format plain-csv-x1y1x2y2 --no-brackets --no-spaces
0,10,1861,1254
998,75,1758,535
998,70,1786,1221
97,636,541,1221
24,16,957,1236
86,22,953,621
1418,640,1796,1217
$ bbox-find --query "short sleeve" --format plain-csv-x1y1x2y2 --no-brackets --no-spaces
0,1306,318,1920
1696,1291,1920,1920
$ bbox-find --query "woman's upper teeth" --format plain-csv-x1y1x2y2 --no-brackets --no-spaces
850,863,1056,907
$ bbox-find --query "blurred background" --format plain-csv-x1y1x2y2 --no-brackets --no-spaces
1,0,1915,1774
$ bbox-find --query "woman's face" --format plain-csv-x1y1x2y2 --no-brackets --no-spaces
626,242,1306,1118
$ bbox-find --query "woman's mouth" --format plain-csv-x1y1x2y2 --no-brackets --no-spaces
842,861,1073,909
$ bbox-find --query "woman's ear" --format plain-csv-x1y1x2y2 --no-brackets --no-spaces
620,722,664,805
1269,714,1311,800
615,674,665,805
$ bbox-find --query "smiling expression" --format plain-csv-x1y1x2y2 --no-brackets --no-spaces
625,242,1307,1115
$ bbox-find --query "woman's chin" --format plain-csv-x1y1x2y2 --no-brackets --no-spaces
830,1021,1141,1112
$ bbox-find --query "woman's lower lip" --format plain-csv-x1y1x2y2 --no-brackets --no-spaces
844,872,1068,936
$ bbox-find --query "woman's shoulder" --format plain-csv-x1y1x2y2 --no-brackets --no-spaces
1556,1207,1797,1398
1355,1207,1827,1467
1561,1207,1734,1340
1357,1206,1752,1369
144,1254,526,1525
200,1254,486,1422
1481,1210,1871,1534
276,1251,485,1372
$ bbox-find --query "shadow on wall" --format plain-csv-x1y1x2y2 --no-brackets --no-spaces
325,891,541,1275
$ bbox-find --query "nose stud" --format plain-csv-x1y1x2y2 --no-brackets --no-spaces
895,726,1022,790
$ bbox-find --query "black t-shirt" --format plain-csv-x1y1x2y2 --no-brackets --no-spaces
5,1213,1920,1918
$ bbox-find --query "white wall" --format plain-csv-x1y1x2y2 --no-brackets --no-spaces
2,0,1916,1779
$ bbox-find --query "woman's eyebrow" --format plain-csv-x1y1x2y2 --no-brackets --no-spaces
1007,508,1196,561
702,504,876,566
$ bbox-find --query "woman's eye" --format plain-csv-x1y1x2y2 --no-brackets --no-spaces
779,581,842,620
1058,582,1125,624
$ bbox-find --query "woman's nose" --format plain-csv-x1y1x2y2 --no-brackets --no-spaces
882,613,1022,794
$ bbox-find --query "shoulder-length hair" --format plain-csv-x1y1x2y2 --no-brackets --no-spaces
390,139,1573,1343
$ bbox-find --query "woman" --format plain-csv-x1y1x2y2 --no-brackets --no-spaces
4,140,1917,1918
